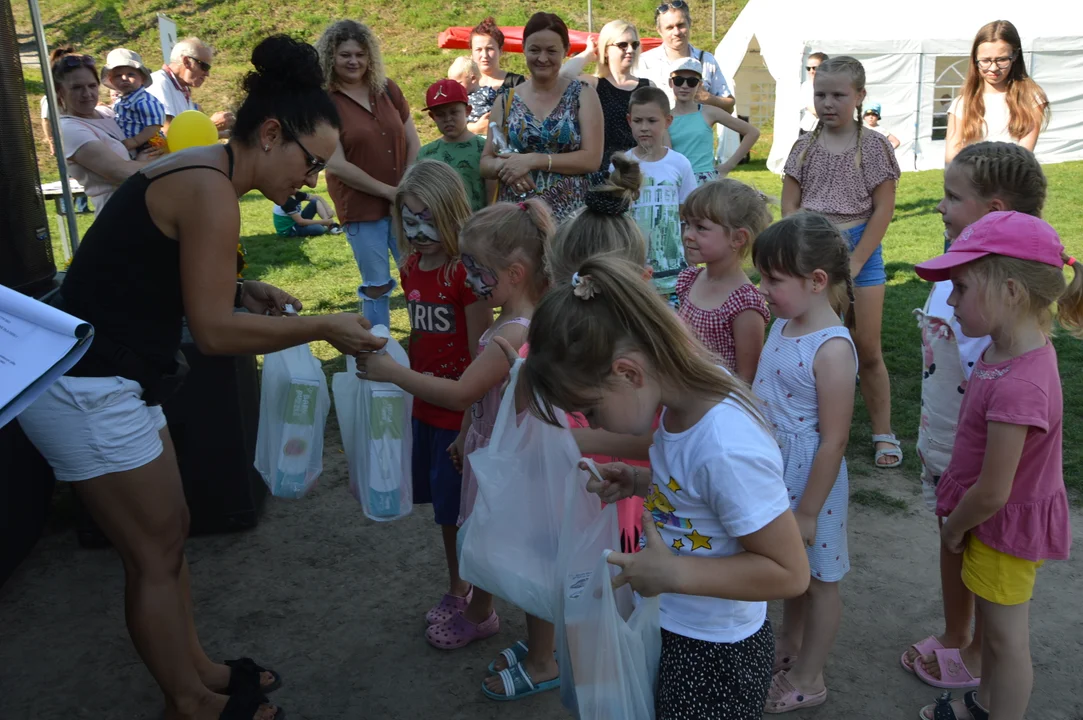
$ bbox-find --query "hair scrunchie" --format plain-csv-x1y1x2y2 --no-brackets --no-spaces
584,190,630,216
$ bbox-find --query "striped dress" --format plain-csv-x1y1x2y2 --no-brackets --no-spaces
753,320,856,582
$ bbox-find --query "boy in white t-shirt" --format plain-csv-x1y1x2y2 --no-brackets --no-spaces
615,86,697,302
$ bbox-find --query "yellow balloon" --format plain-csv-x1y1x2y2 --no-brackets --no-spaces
166,110,219,152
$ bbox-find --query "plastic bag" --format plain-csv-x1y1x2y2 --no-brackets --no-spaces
560,543,661,720
255,342,330,499
331,326,413,521
456,358,585,622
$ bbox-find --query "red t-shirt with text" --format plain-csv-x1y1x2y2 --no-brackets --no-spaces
401,254,480,430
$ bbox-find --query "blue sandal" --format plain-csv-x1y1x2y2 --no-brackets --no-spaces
482,661,560,702
487,641,529,674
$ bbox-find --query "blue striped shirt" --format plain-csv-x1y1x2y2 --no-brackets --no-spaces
114,87,166,140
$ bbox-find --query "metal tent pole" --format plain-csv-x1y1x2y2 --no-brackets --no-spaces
712,0,717,41
27,0,80,259
587,0,593,33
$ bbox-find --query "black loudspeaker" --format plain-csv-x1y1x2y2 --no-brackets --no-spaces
0,0,57,295
75,342,267,548
0,420,57,589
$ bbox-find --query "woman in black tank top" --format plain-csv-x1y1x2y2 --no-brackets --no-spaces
558,20,654,172
18,36,386,720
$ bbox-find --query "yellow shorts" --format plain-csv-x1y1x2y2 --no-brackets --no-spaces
962,535,1044,606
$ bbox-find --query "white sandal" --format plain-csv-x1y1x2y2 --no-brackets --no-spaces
873,433,903,469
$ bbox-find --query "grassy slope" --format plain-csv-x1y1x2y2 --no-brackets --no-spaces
16,0,1083,499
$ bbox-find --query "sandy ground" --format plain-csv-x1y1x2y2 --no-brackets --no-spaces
2,438,1082,720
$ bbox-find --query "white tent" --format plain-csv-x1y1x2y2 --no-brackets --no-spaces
712,1,1083,173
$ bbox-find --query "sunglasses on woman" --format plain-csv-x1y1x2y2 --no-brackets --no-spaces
612,40,641,51
670,76,701,88
976,52,1017,70
281,124,327,175
655,0,688,16
55,54,96,71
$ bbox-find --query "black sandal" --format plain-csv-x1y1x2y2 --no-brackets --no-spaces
925,691,988,720
225,658,283,695
220,692,284,720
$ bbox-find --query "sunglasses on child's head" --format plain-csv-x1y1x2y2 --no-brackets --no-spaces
670,76,700,88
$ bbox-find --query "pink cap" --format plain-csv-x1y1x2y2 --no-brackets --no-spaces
423,78,469,111
914,211,1065,282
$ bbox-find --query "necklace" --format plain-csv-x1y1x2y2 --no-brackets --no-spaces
821,124,857,154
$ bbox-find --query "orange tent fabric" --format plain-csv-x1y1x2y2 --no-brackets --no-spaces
437,26,663,55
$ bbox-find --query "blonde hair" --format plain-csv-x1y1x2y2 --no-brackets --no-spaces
548,153,646,283
951,142,1046,217
966,254,1083,339
753,213,856,329
316,20,387,96
595,20,641,78
392,160,472,275
460,199,554,301
448,55,479,82
958,21,1049,147
681,179,774,261
799,55,867,170
521,256,766,427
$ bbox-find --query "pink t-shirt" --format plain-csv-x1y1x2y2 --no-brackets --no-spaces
60,107,130,213
936,341,1071,562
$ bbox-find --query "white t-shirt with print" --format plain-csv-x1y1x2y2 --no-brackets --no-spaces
646,398,791,644
948,93,1018,144
616,148,697,295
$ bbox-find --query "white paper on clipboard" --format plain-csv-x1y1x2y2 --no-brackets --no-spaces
0,284,94,429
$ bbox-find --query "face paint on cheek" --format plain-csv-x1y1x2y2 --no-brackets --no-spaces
461,253,498,297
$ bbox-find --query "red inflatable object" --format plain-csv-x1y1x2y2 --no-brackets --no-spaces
437,26,663,56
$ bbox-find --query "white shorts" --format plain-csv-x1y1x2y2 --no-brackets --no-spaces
17,376,168,482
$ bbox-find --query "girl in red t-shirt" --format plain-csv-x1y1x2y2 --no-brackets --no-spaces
387,160,494,631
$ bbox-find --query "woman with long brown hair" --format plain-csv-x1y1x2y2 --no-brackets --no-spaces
945,20,1049,164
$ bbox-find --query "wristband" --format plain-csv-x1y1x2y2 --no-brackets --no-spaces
547,154,553,172
234,280,245,308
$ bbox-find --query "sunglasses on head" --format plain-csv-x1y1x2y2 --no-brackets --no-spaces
655,0,687,16
612,40,641,51
281,124,327,176
56,54,96,71
186,55,212,73
670,75,700,88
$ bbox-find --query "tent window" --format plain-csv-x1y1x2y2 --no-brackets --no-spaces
747,82,775,128
932,57,969,140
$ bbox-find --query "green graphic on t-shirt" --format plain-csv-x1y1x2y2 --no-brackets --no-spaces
417,137,487,211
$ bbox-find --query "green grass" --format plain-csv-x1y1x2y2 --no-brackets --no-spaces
18,0,1083,502
850,488,908,514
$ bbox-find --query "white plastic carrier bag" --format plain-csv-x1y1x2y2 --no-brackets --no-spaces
559,541,661,720
456,358,586,623
255,340,330,499
331,326,413,522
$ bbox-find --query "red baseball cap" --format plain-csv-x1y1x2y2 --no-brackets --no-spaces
423,79,469,111
914,211,1066,282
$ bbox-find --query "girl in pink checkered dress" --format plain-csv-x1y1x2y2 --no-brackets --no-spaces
676,179,772,383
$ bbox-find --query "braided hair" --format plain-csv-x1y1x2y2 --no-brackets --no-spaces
798,56,868,171
950,142,1047,218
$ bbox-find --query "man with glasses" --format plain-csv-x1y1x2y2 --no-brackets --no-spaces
636,1,735,113
799,51,829,134
147,37,235,139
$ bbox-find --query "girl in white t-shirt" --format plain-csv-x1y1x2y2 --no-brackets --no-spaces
945,20,1049,164
753,214,858,714
513,255,810,720
901,142,1047,693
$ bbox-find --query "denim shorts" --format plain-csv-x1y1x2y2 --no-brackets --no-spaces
841,222,887,287
411,418,463,526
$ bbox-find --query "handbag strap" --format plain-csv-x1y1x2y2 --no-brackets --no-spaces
491,87,517,204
